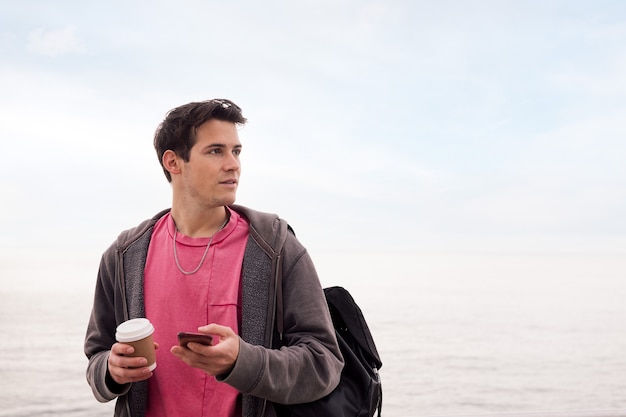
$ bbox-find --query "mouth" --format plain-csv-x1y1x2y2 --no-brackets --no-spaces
220,179,238,185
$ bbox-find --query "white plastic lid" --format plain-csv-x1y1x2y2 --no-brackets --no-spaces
115,318,155,342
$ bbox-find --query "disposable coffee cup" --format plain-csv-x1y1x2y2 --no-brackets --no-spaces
115,318,157,371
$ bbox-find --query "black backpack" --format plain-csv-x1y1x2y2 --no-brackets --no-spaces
276,286,383,417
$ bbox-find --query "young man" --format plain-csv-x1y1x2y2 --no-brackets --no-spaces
85,99,343,417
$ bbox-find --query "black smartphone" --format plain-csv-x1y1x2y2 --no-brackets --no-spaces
177,332,213,348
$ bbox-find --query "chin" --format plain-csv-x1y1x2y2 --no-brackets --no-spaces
217,195,237,207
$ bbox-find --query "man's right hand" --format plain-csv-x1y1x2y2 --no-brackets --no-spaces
107,342,157,385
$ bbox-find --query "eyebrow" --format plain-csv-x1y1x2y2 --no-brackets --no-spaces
202,143,242,151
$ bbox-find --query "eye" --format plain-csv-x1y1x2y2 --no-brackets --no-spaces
233,148,241,156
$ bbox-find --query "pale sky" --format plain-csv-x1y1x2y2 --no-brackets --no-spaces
1,1,625,265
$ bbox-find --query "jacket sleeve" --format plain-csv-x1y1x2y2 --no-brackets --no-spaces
219,241,344,404
84,245,131,402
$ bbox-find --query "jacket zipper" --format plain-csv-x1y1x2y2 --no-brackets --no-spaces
118,248,130,322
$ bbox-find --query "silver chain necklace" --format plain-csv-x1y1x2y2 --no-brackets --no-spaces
173,214,230,275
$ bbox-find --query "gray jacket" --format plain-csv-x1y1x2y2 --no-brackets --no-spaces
85,205,343,417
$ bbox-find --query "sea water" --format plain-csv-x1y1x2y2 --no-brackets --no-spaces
1,251,625,417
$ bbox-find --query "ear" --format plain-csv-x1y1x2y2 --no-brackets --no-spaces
162,150,182,176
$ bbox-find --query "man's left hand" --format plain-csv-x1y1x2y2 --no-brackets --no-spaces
171,323,240,376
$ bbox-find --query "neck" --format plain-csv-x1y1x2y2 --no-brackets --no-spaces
171,206,229,238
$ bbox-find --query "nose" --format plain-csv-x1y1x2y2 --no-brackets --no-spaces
224,152,240,171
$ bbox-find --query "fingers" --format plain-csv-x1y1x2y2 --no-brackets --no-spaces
171,324,240,376
108,343,154,385
197,323,233,341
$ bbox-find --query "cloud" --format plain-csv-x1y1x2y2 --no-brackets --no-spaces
553,61,626,97
1,1,624,256
27,26,83,57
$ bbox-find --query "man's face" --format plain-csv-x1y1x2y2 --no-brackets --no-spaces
178,119,242,208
